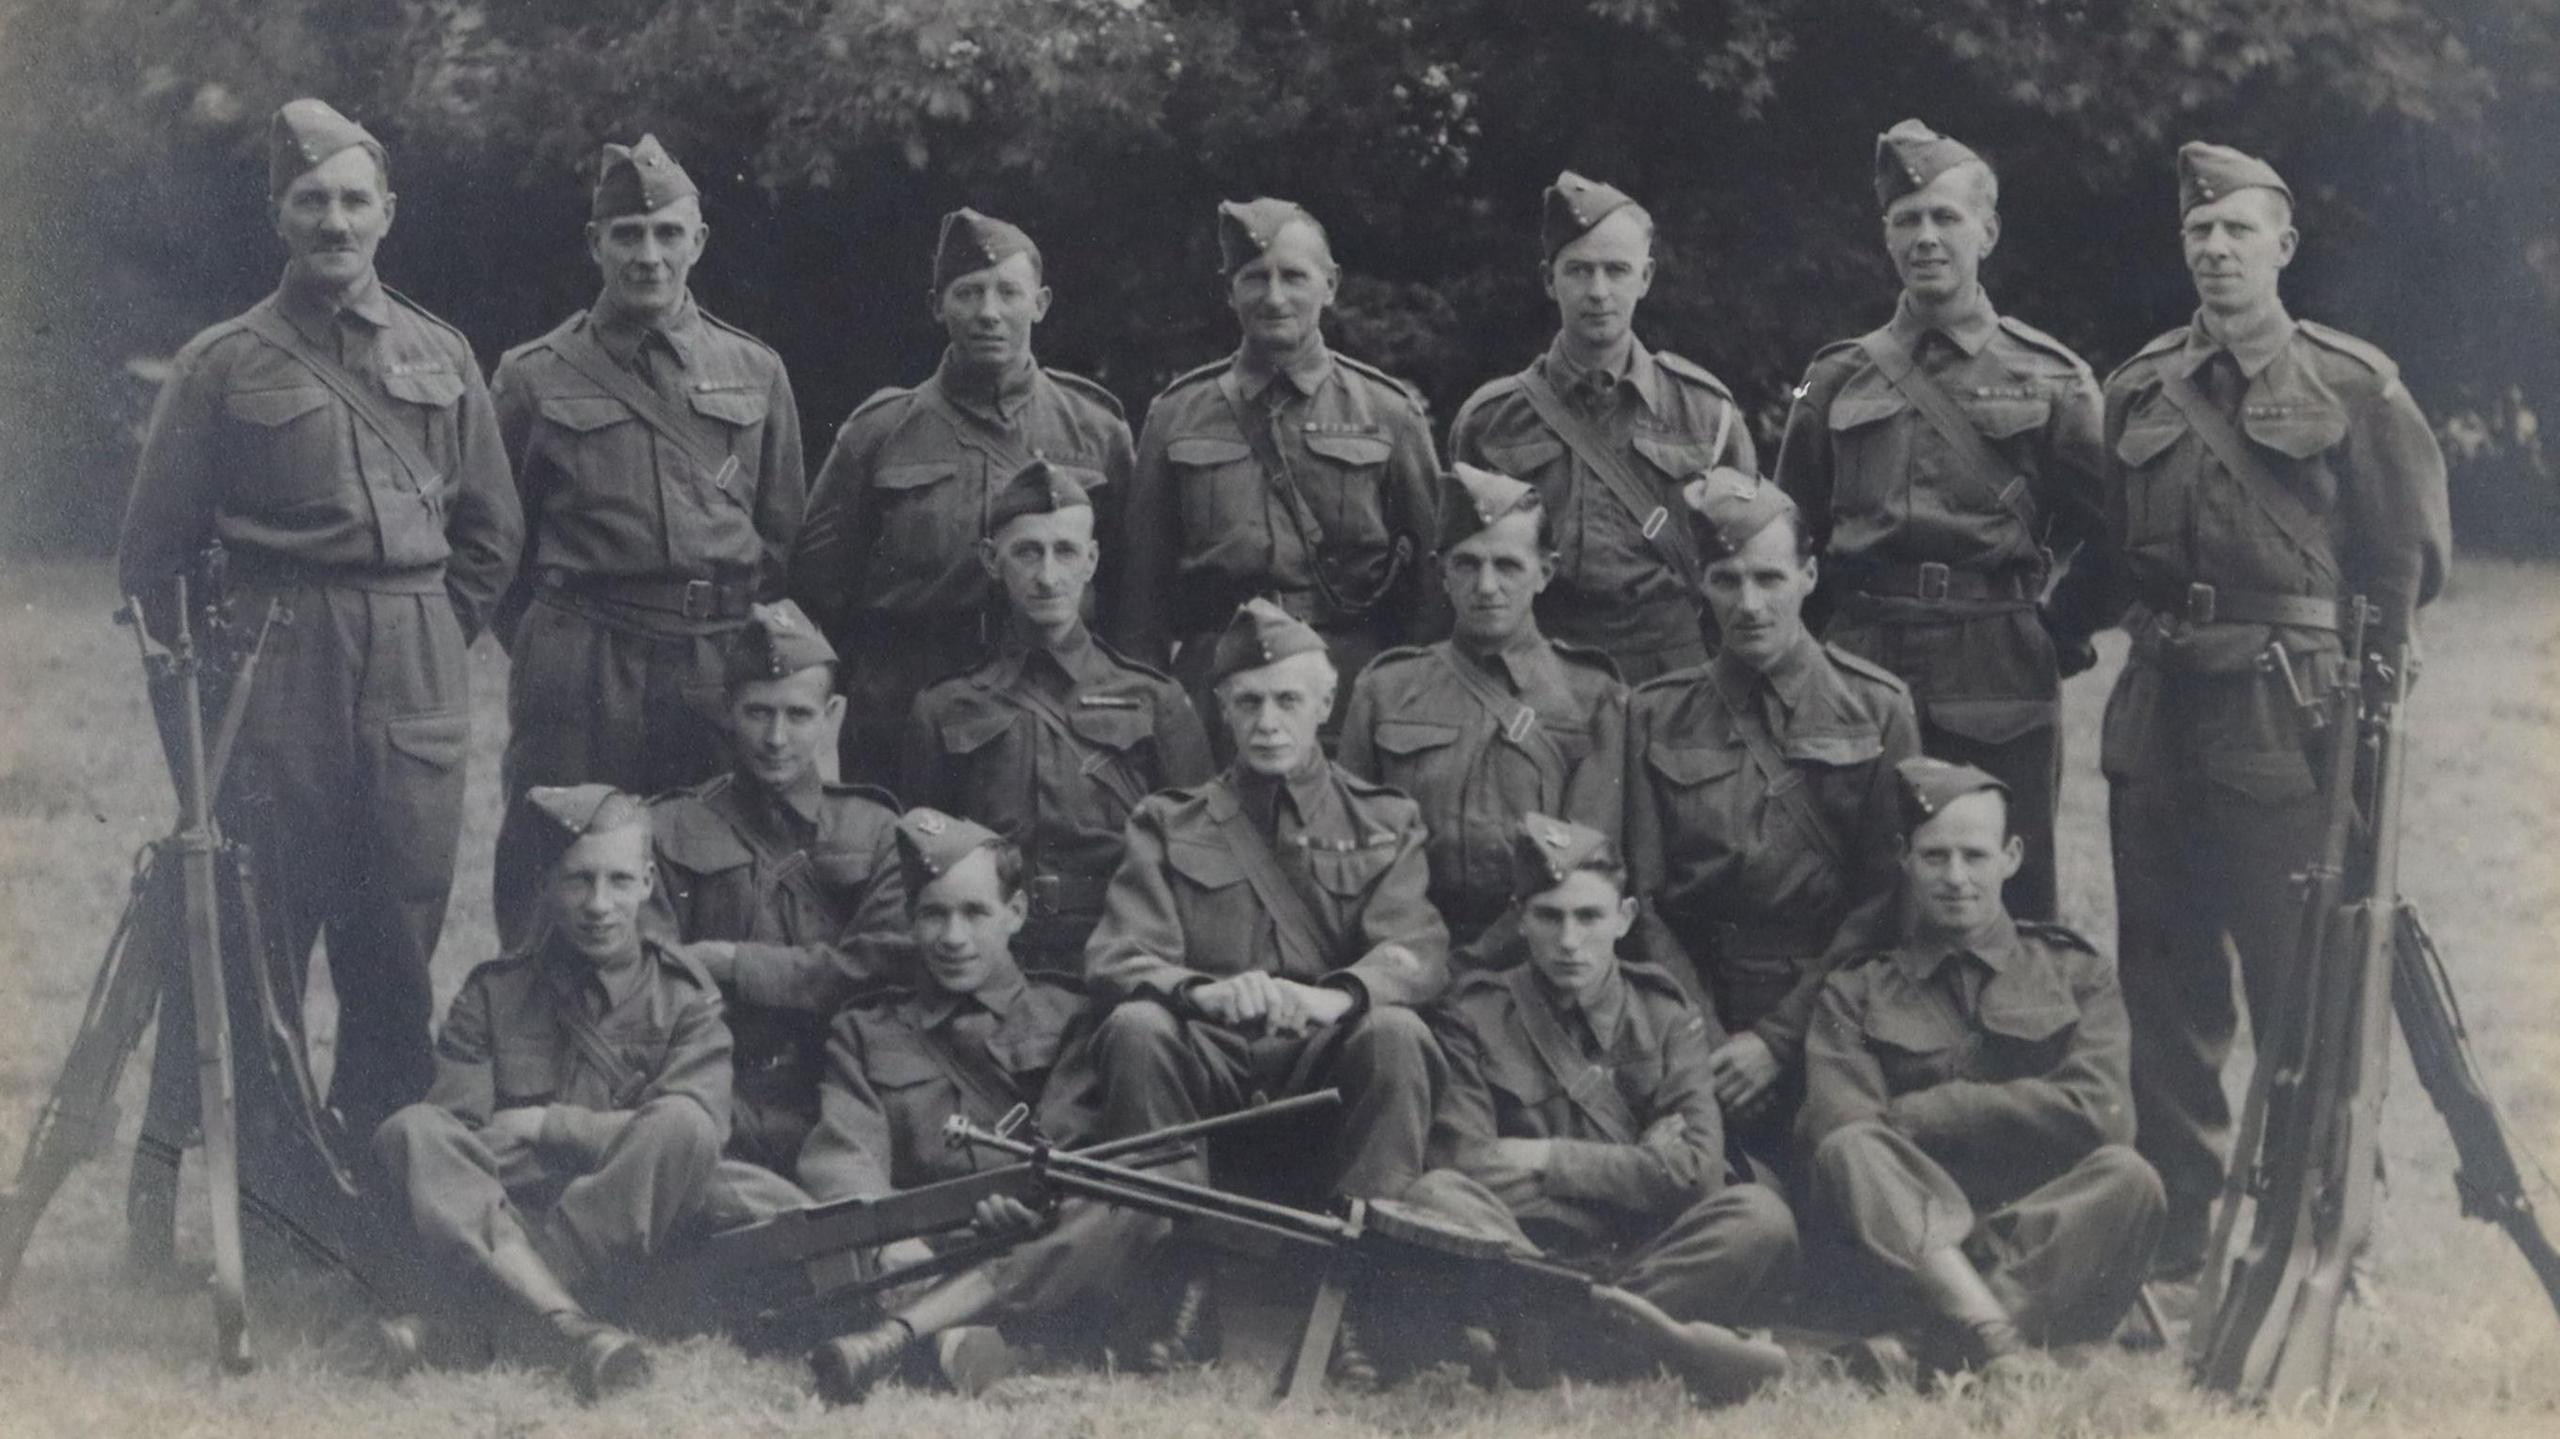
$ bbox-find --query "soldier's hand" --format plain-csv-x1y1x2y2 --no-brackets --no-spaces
2043,610,2099,679
1708,1034,1781,1112
1282,981,1356,1033
1481,1137,1553,1201
878,1237,937,1280
1639,1113,1689,1158
972,1194,1046,1236
478,1106,548,1171
682,941,738,985
1193,972,1278,1029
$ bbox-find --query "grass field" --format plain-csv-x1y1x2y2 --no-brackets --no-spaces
0,555,2555,1438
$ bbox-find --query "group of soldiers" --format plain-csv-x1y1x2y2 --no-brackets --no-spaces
114,96,2451,1404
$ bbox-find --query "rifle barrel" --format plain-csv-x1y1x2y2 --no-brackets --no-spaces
1075,1088,1341,1162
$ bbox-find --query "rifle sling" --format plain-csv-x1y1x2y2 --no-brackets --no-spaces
1854,330,2037,534
1515,368,1704,591
910,1020,1031,1129
1696,666,1853,878
2153,368,2337,582
238,308,442,493
1215,372,1334,581
549,323,737,484
1434,645,1570,780
1210,785,1334,981
549,971,650,1109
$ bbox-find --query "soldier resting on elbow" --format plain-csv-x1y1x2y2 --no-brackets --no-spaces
1404,813,1794,1403
372,786,803,1401
1796,758,2164,1387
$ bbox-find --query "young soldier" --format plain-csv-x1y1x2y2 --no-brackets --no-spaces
1450,172,1755,684
1114,198,1445,738
373,787,801,1400
1405,813,1793,1402
118,99,522,1146
800,810,1173,1404
789,209,1134,786
1337,463,1625,948
649,599,909,1181
1774,121,2107,920
901,460,1213,975
1624,473,1918,1168
2092,143,2450,1278
490,135,805,942
1798,759,2163,1384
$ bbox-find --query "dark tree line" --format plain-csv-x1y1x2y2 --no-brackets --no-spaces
4,0,2555,555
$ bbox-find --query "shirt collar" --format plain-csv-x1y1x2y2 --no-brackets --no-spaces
1544,333,1663,415
913,962,1028,1030
739,765,825,829
590,292,702,371
1892,908,2024,983
1710,629,1820,719
1450,620,1548,683
275,266,393,341
1231,749,1331,825
1233,337,1335,401
2182,304,2296,380
992,618,1102,687
1888,284,1999,358
936,347,1042,420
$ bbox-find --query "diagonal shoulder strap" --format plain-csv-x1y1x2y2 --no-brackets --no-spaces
1516,367,1705,591
2153,368,2335,574
1432,646,1568,780
999,684,1149,811
239,307,441,490
1209,785,1334,979
1695,667,1851,877
910,1020,1030,1125
548,323,737,484
555,995,650,1108
1856,330,2037,532
1215,371,1331,559
1504,969,1639,1143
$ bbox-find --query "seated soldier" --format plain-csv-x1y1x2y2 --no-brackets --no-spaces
1048,597,1451,1380
1406,813,1792,1403
902,460,1213,976
373,787,802,1401
649,599,908,1180
1337,465,1625,952
1797,759,2164,1384
802,809,1173,1404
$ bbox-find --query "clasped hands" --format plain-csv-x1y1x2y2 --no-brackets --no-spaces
1186,970,1355,1037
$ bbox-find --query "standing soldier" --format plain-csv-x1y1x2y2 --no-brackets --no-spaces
489,135,806,941
1450,172,1755,685
1798,759,2163,1384
1337,463,1626,950
117,99,522,1145
2096,143,2450,1279
1773,121,2107,921
1624,473,1917,1168
649,600,910,1182
1115,198,1444,738
901,461,1214,976
789,209,1133,787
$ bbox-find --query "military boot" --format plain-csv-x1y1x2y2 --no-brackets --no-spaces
481,1228,651,1402
810,1316,916,1407
1911,1246,2026,1375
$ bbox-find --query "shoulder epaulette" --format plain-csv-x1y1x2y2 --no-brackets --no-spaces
1333,766,1423,815
823,781,901,814
1333,352,1429,413
1812,335,1865,365
1633,661,1713,698
839,384,917,432
1652,351,1735,400
1154,359,1231,400
650,939,718,992
1089,634,1181,687
1448,373,1527,437
648,771,732,809
497,310,588,369
2018,920,2102,955
2106,329,2189,387
1620,959,1696,1003
2297,321,2398,378
1823,642,1911,694
1994,315,2092,372
1450,966,1513,1001
1358,643,1434,680
380,284,471,349
1042,366,1128,422
1549,637,1625,685
695,305,782,360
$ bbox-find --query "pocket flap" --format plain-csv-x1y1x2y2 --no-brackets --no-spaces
2202,748,2317,805
385,710,469,770
1781,727,1886,767
1481,436,1566,475
1165,839,1243,889
1306,845,1390,897
538,395,634,433
688,383,770,427
2242,405,2347,460
2115,417,2185,467
1302,432,1394,466
939,708,1016,756
861,1036,949,1088
383,365,465,409
653,807,754,875
1067,705,1152,751
1863,1000,1961,1056
1923,697,2056,746
1828,393,1908,432
877,461,959,491
1629,435,1714,480
1371,719,1461,756
225,385,333,428
1961,396,2050,440
1166,437,1252,466
1646,744,1744,787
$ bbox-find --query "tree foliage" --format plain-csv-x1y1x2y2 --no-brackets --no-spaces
4,0,2555,553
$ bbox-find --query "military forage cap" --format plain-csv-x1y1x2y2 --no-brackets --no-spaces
1216,197,1324,275
593,134,700,221
1681,466,1797,562
268,98,385,200
1438,462,1542,551
1208,596,1328,688
894,806,1004,895
1541,170,1640,260
986,459,1094,538
2178,141,2293,216
725,599,837,685
1894,756,2010,833
933,207,1040,293
523,784,647,873
1873,119,1986,209
1509,812,1613,898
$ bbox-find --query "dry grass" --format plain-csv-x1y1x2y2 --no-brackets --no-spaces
1,555,2556,1437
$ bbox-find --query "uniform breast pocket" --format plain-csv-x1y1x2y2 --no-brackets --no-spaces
1826,391,1913,512
1067,705,1159,811
382,362,464,460
1644,744,1746,829
223,384,343,509
1479,436,1567,486
539,393,647,494
2242,405,2347,513
688,382,771,495
1297,431,1395,546
1164,839,1254,951
1368,718,1464,794
1303,839,1395,900
1166,436,1262,544
874,459,970,567
1862,1005,1968,1094
1629,435,1717,487
2114,407,2191,551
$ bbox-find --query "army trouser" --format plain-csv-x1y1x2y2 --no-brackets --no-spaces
1403,1169,1798,1327
214,575,470,1146
839,609,986,790
1806,1121,2163,1344
2103,653,2330,1274
1086,999,1445,1202
373,1096,804,1303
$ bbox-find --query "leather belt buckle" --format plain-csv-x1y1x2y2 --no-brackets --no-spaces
1918,562,1951,601
682,579,713,620
2186,582,2217,626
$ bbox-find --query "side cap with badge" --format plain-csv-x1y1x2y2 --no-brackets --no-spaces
593,134,700,220
1216,198,1328,276
1541,170,1641,261
2178,141,2293,216
725,599,838,687
1873,119,1986,210
986,458,1093,538
893,806,1006,897
1207,597,1328,689
1680,466,1798,563
1437,462,1542,552
1893,755,2009,835
1508,811,1618,899
935,207,1041,293
269,98,387,200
